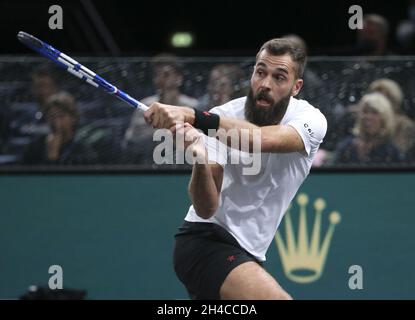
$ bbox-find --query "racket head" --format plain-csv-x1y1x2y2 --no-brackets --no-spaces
17,31,43,50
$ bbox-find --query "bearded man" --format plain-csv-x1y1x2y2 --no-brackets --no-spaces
143,38,327,300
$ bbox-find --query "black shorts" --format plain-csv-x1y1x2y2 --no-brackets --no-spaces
173,221,262,300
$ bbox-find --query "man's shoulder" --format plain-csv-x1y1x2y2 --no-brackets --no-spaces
285,97,328,144
209,97,246,117
288,97,327,122
291,97,320,113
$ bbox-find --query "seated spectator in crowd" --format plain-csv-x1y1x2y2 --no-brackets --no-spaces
330,14,391,56
22,92,100,165
1,65,64,164
367,78,415,154
140,54,198,107
123,54,198,163
356,14,390,56
20,65,62,136
197,64,246,111
334,93,405,165
312,149,335,167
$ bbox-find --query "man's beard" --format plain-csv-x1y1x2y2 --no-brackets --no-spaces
244,88,291,126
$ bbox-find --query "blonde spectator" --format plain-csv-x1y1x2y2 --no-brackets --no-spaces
334,93,405,165
368,78,415,154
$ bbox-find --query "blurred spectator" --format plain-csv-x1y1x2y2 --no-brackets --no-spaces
140,54,198,107
22,92,102,165
197,64,246,111
355,14,390,56
4,65,64,163
396,0,415,54
367,78,415,154
312,149,334,167
123,54,198,163
330,14,391,56
334,93,405,165
322,14,394,150
21,65,62,136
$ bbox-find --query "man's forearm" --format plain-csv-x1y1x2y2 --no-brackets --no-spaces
218,117,261,152
189,110,303,154
147,105,303,154
185,107,260,153
188,164,220,219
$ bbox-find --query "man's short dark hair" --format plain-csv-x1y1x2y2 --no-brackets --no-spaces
151,53,183,74
256,38,307,79
44,91,79,123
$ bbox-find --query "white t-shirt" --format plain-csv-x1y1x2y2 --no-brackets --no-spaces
184,96,327,261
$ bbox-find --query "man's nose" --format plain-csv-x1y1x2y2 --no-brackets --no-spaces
260,75,272,90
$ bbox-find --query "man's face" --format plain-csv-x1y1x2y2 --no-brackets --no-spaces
153,64,182,91
245,50,303,125
47,107,76,135
360,106,383,137
207,69,233,105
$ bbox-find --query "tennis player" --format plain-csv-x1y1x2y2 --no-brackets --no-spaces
144,38,327,300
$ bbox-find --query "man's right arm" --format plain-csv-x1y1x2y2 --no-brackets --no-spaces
171,122,224,220
188,163,223,219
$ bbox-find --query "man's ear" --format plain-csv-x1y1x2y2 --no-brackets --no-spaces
291,78,303,96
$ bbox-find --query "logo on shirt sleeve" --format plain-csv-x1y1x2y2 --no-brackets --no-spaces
304,123,314,137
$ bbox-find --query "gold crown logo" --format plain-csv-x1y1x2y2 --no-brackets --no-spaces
275,193,341,284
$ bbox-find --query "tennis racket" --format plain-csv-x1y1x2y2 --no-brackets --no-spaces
17,31,148,112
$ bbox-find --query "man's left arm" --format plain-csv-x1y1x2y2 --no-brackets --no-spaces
144,103,325,155
215,117,305,154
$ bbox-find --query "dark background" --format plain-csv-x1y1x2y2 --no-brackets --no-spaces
0,0,408,56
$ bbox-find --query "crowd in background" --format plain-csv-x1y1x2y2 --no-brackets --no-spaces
1,12,415,169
